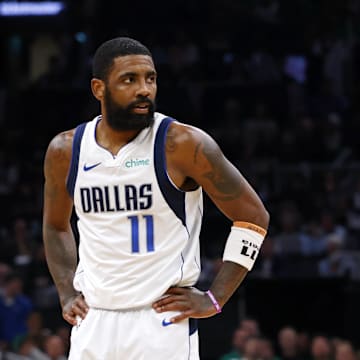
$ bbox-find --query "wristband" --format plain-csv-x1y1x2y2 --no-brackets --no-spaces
206,290,222,313
223,221,266,271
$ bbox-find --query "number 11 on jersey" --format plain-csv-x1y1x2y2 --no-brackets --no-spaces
128,215,154,253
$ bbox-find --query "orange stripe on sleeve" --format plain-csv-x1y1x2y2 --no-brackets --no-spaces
233,221,267,237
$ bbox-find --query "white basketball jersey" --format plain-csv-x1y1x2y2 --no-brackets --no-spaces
66,112,203,310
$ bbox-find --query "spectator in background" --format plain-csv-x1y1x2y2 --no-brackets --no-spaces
219,317,260,360
0,272,33,349
297,331,311,360
253,235,279,278
334,341,358,360
34,56,67,90
299,221,327,257
293,114,323,162
308,80,348,128
273,203,303,257
0,217,35,272
25,311,49,350
253,0,280,24
277,326,302,360
283,52,308,122
258,337,281,360
209,97,243,157
54,326,71,357
0,263,12,289
167,31,200,75
10,333,68,360
16,335,49,360
240,102,279,160
346,176,360,245
323,37,350,99
241,336,262,360
310,335,333,360
43,335,67,360
219,328,250,360
12,218,33,270
221,336,262,360
245,47,281,87
320,113,345,162
317,209,347,245
27,244,58,311
317,233,357,279
239,318,261,337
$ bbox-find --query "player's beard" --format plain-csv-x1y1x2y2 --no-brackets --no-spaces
103,88,155,131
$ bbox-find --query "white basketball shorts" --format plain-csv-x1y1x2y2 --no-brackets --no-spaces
68,306,200,359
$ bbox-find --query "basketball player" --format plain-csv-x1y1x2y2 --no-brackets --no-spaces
42,37,270,359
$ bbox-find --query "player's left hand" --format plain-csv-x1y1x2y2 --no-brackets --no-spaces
152,287,218,323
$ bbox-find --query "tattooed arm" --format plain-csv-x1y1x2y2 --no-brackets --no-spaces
153,122,269,322
43,130,88,326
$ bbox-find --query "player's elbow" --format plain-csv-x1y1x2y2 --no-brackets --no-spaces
261,207,270,229
254,203,270,230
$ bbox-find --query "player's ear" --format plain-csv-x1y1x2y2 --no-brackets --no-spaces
91,78,105,100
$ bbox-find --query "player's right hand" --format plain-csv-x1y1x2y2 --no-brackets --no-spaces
62,293,89,326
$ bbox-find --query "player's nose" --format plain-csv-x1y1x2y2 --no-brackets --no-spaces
135,79,151,98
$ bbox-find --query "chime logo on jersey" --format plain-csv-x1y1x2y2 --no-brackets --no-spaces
124,157,151,169
79,183,153,212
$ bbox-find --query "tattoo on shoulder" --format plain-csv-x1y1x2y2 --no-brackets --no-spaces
44,132,73,194
165,126,177,153
194,143,201,163
194,138,243,201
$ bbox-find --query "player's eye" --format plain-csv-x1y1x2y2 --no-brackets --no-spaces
123,77,134,84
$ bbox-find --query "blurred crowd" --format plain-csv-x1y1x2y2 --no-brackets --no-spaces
219,318,360,360
1,0,360,357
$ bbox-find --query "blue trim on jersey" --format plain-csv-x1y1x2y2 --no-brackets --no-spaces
179,253,185,283
189,318,198,335
154,117,186,226
66,122,87,198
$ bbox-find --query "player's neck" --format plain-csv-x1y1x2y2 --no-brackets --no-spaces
96,118,142,156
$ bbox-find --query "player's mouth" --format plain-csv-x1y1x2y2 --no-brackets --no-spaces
132,103,150,114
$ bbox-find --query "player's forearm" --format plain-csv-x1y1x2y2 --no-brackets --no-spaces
208,211,269,309
43,224,79,308
208,261,248,308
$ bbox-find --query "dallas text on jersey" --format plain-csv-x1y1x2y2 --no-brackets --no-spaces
80,183,153,212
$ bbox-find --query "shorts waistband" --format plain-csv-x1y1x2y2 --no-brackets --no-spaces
90,304,153,312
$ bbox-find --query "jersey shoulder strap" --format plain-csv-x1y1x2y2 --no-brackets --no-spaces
66,122,87,198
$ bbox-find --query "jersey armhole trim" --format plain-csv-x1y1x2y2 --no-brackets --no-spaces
154,117,186,226
66,122,87,198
